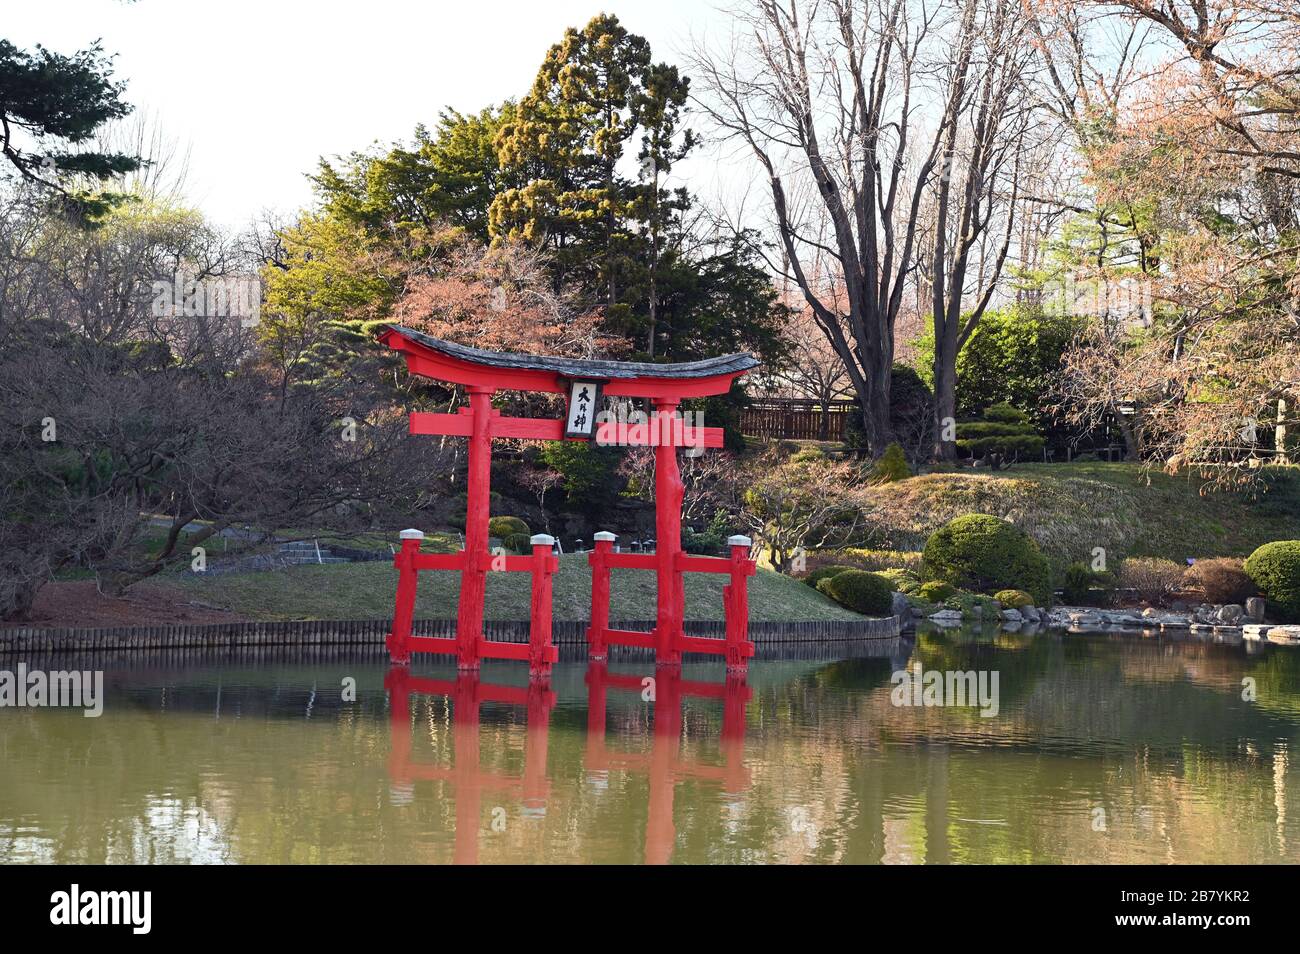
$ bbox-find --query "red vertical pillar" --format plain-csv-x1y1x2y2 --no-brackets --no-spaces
387,529,424,665
653,398,684,667
528,534,559,679
456,386,493,670
721,673,751,795
584,661,608,753
452,672,482,865
522,681,554,816
385,665,412,782
587,532,615,660
646,664,682,864
724,534,754,674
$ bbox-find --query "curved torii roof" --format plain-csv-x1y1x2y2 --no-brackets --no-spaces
378,324,758,399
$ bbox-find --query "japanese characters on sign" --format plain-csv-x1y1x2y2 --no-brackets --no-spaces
564,379,603,439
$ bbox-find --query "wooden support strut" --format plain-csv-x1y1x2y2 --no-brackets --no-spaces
585,527,756,671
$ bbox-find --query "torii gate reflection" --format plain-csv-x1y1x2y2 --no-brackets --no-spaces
585,662,751,865
385,662,752,864
385,666,554,865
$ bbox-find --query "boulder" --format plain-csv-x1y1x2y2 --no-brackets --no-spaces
929,609,964,622
1216,604,1245,624
891,591,911,619
1246,597,1267,622
1021,605,1041,623
1000,608,1023,623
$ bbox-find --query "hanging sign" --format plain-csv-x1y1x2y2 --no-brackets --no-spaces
564,379,603,439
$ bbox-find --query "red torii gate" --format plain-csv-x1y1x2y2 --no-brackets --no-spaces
378,325,759,677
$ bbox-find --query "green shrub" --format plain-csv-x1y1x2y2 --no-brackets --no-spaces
911,304,1085,428
879,567,921,594
869,442,911,483
1061,562,1095,605
955,402,1044,469
489,516,530,540
682,508,732,555
921,513,1052,605
1244,541,1300,621
1185,557,1258,605
994,589,1034,608
1116,556,1183,606
917,580,956,603
817,570,895,616
539,440,623,507
803,564,856,589
503,532,533,554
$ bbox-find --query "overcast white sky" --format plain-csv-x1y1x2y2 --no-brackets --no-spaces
8,0,742,229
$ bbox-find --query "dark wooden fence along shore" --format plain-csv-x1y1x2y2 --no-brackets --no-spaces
740,397,857,441
0,615,902,655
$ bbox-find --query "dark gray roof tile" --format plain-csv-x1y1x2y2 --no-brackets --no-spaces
382,324,759,380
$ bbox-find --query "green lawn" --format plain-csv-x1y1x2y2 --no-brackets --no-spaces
855,461,1300,566
164,552,864,622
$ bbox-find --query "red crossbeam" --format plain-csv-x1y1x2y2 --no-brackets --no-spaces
409,411,722,448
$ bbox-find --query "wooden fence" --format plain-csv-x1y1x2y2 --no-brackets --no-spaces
0,615,902,655
741,398,858,441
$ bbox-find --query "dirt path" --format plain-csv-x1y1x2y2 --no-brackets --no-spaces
2,580,245,629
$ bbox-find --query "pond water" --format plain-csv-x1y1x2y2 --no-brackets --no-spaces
2,626,1299,864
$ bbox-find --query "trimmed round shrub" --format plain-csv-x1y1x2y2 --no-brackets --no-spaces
1183,557,1258,605
1117,556,1183,607
489,516,530,540
503,532,533,554
817,570,895,616
1244,541,1300,621
994,589,1034,608
917,580,956,603
921,514,1052,605
803,564,856,589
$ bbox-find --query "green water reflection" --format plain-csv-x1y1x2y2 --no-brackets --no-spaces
1,626,1299,864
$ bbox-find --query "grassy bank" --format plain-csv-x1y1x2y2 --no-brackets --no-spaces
163,552,864,622
853,462,1300,566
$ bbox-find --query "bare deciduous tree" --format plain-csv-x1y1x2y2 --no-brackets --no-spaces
691,0,960,457
925,0,1042,459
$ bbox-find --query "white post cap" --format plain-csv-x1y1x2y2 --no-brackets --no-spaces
530,533,556,546
399,528,425,540
727,535,752,547
593,531,617,542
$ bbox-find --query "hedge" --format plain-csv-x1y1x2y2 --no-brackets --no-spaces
921,514,1052,605
1244,541,1300,621
816,570,895,616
